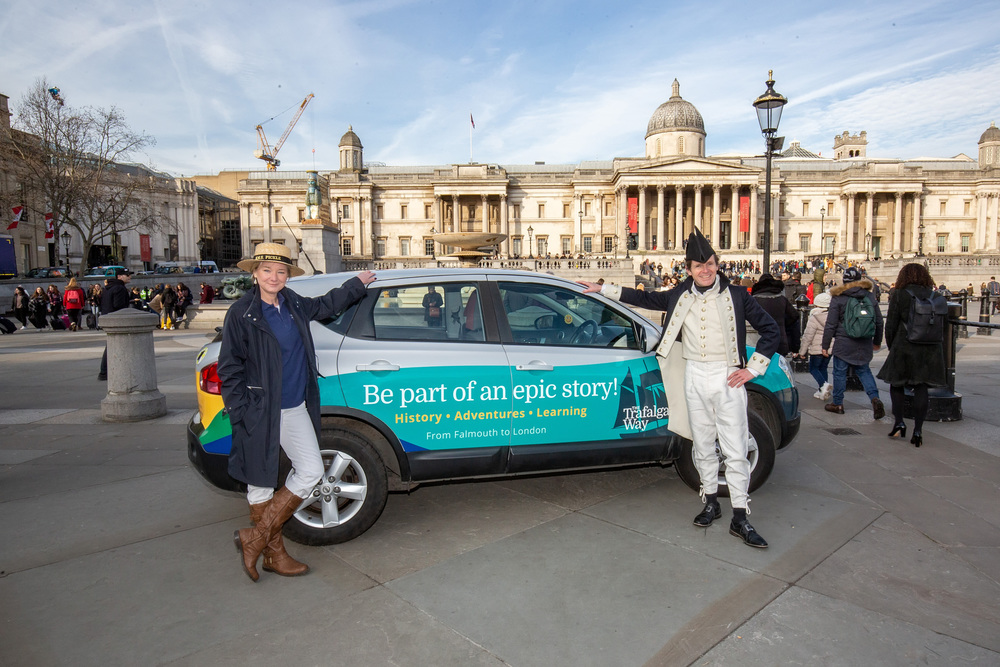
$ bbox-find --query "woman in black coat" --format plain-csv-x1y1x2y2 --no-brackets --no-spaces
877,263,946,447
219,242,375,582
751,273,800,355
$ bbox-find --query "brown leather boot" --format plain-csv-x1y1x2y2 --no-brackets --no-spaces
250,497,310,577
234,487,307,582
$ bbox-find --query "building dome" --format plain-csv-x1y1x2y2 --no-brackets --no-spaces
339,125,363,148
979,122,1000,144
646,79,705,138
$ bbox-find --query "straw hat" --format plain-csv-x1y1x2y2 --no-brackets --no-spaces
236,242,305,277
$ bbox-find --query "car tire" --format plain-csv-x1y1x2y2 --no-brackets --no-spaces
674,409,776,498
281,428,389,546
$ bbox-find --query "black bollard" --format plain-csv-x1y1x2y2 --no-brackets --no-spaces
979,289,992,336
791,294,811,373
957,291,969,338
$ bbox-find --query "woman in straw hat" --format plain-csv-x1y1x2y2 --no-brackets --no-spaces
218,242,375,581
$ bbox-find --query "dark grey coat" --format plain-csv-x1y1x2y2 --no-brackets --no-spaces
821,278,883,365
876,285,946,387
217,277,367,488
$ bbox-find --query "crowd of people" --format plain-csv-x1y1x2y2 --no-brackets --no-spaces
7,277,218,332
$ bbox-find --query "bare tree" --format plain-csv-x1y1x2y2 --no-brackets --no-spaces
0,78,167,272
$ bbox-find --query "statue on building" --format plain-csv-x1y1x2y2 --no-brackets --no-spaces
305,170,321,220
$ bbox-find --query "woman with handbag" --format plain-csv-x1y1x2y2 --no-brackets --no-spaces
876,263,947,447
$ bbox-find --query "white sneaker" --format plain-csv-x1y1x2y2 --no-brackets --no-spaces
813,389,824,399
20,325,26,330
821,382,833,401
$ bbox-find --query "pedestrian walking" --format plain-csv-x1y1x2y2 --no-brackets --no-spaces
11,286,29,329
218,242,376,581
62,278,87,331
797,291,833,400
821,266,885,419
877,263,947,448
579,228,780,548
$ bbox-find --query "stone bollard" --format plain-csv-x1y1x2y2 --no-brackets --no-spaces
100,308,167,422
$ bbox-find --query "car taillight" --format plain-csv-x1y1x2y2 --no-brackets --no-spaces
200,362,222,395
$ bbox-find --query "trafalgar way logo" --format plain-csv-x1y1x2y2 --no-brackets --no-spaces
619,405,669,431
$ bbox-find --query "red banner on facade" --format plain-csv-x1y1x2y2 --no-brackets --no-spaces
627,197,638,234
140,234,151,263
739,196,750,232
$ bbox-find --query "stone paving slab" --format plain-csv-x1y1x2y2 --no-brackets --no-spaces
798,514,1000,652
0,521,378,667
388,511,759,667
695,586,997,666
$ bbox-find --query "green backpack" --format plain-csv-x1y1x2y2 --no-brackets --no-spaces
843,294,876,339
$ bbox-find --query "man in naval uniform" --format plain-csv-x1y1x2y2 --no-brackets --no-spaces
580,229,780,547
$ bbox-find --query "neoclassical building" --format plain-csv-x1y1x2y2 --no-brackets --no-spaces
235,80,1000,271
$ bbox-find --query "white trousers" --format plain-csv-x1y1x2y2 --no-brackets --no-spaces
684,360,750,509
247,402,324,504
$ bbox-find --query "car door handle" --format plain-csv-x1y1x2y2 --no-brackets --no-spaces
515,361,554,371
356,360,400,372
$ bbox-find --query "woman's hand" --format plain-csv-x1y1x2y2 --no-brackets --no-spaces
357,271,377,286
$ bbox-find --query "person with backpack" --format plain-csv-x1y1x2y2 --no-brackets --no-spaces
62,278,87,331
821,266,885,419
877,263,947,448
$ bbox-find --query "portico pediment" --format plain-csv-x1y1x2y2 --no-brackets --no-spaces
617,157,757,180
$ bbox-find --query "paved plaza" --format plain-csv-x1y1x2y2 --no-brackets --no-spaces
0,324,998,666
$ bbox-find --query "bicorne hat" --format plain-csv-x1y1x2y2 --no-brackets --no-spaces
685,227,716,263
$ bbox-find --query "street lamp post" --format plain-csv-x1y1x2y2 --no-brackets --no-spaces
527,226,534,259
371,232,377,263
61,230,71,267
865,232,871,261
753,70,788,273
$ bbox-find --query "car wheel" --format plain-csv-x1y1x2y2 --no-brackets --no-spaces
281,429,388,545
674,410,776,497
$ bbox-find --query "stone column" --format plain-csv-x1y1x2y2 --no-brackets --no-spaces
452,195,460,233
911,193,922,254
693,185,703,234
481,194,489,233
100,309,166,422
354,196,364,256
617,188,626,248
846,194,856,252
594,193,603,252
500,194,509,256
675,186,685,249
976,193,987,251
749,187,758,249
894,192,904,254
637,185,647,250
712,184,721,246
656,186,665,251
990,194,1000,251
434,195,443,256
731,186,740,249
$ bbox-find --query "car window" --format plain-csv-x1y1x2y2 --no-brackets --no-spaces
371,282,485,342
498,281,638,349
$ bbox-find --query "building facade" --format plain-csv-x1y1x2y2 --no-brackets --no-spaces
233,80,1000,275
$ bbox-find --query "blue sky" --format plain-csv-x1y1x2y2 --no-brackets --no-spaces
2,0,998,176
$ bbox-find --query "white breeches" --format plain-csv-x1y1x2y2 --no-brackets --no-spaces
684,360,750,509
246,402,324,504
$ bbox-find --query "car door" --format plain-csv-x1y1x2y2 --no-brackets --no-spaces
333,276,514,481
492,277,672,473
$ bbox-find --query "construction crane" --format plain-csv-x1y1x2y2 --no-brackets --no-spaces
254,93,314,171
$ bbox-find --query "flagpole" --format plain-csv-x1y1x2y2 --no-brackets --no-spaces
469,114,474,163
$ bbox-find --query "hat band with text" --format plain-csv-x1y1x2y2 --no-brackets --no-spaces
252,253,292,263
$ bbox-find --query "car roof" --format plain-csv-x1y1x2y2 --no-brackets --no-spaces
291,267,585,288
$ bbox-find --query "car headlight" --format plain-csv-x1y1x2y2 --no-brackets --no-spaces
776,355,794,386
